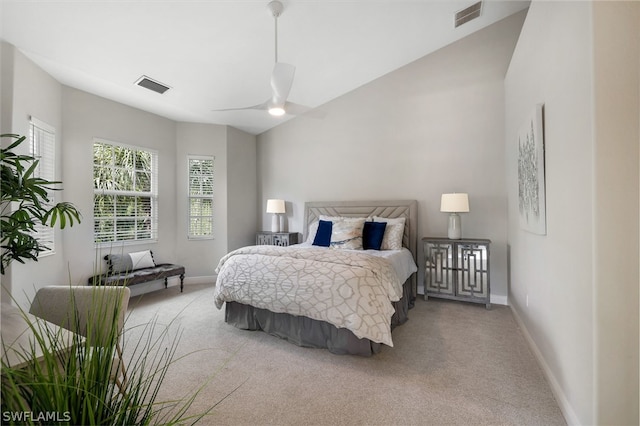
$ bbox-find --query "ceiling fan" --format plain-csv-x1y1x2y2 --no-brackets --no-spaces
214,0,312,117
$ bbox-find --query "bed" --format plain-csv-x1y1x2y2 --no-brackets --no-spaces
213,200,418,356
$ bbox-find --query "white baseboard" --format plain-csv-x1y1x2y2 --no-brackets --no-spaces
509,305,579,425
490,294,508,305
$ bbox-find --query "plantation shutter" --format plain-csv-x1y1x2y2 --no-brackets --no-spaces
29,117,56,256
188,155,214,239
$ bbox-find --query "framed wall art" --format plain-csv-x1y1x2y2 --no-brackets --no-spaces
517,103,546,235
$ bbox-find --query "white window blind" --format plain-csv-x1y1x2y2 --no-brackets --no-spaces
93,140,158,245
188,155,214,239
29,117,56,256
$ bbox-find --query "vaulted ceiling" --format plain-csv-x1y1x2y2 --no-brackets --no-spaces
1,1,529,135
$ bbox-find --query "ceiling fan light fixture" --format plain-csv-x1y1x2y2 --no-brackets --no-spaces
268,105,286,116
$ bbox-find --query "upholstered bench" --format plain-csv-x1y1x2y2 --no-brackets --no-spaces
89,250,185,293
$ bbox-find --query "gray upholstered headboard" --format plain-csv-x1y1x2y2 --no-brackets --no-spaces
303,200,418,265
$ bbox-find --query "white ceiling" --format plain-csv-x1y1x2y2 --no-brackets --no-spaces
1,0,529,135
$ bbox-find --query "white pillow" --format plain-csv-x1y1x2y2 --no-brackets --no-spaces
319,215,345,222
306,221,319,243
129,250,156,269
373,216,406,250
330,218,365,250
319,215,371,223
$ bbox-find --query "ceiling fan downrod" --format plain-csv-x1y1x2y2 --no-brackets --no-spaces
268,0,284,63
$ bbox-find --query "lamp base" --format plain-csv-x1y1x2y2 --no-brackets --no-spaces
271,214,280,233
448,213,462,239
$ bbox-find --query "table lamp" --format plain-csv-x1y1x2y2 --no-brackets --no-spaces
266,199,286,232
440,193,469,239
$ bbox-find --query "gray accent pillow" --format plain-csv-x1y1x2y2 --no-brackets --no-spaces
105,254,133,274
129,250,156,269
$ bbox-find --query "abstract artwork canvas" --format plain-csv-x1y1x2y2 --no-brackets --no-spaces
518,104,546,235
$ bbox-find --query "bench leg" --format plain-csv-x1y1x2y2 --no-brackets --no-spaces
164,278,168,289
180,274,184,293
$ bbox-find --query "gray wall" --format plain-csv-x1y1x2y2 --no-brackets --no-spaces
227,126,258,252
61,87,178,292
175,122,229,279
0,42,13,303
505,1,639,424
60,89,256,291
1,44,68,308
256,11,527,305
591,2,639,422
1,45,257,304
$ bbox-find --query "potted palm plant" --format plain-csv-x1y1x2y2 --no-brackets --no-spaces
1,133,82,274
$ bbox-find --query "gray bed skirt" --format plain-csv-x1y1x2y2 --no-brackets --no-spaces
224,279,413,356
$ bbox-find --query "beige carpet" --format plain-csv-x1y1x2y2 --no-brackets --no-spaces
123,283,566,425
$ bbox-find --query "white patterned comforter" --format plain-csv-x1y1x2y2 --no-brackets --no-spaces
213,245,404,346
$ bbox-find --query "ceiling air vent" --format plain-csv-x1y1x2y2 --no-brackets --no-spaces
135,75,171,94
454,1,482,28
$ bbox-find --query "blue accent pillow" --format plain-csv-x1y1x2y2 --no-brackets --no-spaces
363,221,387,250
312,220,333,247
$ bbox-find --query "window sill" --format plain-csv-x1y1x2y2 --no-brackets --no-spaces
94,239,158,250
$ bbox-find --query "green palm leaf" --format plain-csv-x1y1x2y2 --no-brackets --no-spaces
1,134,82,274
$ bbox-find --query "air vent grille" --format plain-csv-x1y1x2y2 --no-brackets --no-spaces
135,75,171,94
454,1,482,28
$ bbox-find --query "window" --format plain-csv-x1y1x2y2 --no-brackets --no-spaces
93,140,158,244
188,155,214,239
29,117,56,256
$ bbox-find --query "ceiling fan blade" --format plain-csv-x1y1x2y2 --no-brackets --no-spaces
283,101,309,116
285,102,326,119
212,102,268,112
271,63,295,102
